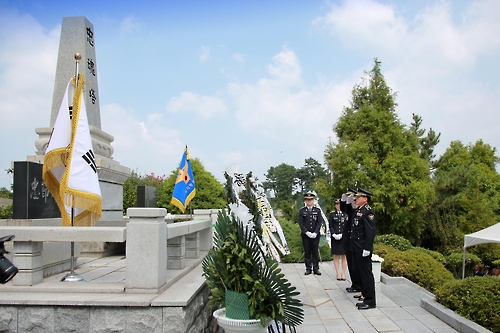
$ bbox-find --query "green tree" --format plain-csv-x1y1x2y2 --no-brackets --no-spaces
296,158,328,193
122,159,226,214
324,59,434,241
122,170,167,213
0,187,12,199
157,158,226,213
262,163,297,202
410,113,441,166
423,140,500,260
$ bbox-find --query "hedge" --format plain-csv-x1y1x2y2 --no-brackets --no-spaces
376,246,454,292
435,277,500,332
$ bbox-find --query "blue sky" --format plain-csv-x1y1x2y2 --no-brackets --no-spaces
1,0,499,190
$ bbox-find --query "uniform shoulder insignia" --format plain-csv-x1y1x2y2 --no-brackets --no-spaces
368,214,375,220
365,204,371,210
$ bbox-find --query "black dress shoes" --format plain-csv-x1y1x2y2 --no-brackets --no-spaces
346,287,360,293
313,271,321,275
305,270,312,275
357,303,376,310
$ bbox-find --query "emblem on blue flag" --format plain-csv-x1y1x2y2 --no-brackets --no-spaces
171,146,196,213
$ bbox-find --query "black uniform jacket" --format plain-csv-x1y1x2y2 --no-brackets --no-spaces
328,210,347,235
340,200,354,242
298,206,323,236
349,204,376,253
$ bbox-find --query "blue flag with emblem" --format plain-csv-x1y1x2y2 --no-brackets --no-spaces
171,146,196,213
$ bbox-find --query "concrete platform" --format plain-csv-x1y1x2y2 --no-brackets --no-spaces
0,257,491,333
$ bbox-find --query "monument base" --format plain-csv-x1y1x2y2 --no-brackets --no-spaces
26,154,130,222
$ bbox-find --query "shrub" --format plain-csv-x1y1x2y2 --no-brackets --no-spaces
375,234,412,251
435,277,500,332
373,243,399,259
278,218,332,264
373,244,400,272
445,252,481,279
492,258,500,268
412,247,446,265
382,249,454,292
0,204,12,219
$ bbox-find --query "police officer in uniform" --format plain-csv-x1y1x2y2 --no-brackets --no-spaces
299,192,323,275
350,188,377,309
341,188,362,293
329,199,348,280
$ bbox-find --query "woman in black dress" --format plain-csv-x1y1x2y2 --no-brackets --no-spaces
329,199,348,280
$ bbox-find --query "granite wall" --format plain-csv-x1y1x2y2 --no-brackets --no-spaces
0,284,223,333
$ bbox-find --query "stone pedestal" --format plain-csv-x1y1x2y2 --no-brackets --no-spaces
185,232,199,259
167,236,185,269
125,208,167,293
13,241,43,286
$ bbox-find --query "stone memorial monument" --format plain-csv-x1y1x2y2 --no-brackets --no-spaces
27,16,130,222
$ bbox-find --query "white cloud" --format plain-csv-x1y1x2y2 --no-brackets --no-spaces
233,53,246,63
166,91,227,118
199,46,210,63
226,47,350,147
266,47,303,85
461,0,500,54
119,15,142,37
101,103,184,176
313,0,500,159
313,0,407,54
0,10,60,188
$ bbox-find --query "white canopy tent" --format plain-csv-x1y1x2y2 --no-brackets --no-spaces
462,222,500,278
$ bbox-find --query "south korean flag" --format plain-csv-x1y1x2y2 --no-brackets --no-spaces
61,74,102,226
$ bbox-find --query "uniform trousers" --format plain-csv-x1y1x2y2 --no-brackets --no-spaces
345,242,361,290
302,235,320,272
354,252,376,306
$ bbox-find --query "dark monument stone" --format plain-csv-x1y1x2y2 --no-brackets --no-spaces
12,161,60,219
137,186,157,208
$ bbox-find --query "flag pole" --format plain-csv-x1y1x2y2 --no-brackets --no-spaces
62,53,86,282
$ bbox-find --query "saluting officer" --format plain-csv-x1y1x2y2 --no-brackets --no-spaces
341,188,362,293
298,191,323,275
350,188,377,310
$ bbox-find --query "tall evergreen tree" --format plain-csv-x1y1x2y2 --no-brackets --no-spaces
410,113,441,166
324,59,434,241
262,163,297,201
296,158,328,193
423,140,500,261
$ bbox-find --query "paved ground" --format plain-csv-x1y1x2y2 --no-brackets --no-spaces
0,256,467,332
283,261,459,333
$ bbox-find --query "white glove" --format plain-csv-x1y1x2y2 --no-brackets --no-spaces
306,231,313,238
332,234,339,240
341,193,347,201
337,234,342,240
362,250,370,257
311,232,317,239
347,194,354,204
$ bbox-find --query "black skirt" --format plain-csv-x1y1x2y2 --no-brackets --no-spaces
331,238,346,255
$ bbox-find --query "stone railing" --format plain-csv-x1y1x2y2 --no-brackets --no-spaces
0,208,219,293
